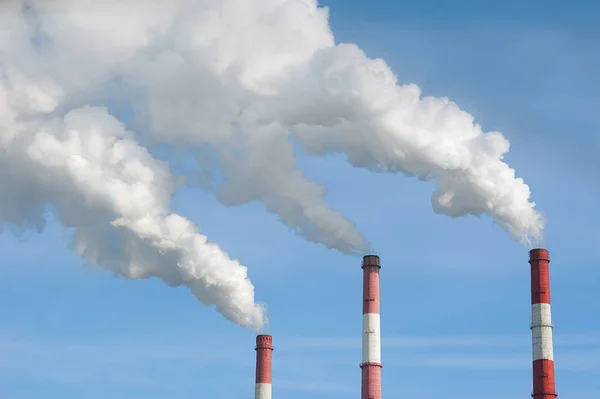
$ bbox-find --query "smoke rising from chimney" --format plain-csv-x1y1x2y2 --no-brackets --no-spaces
0,0,544,328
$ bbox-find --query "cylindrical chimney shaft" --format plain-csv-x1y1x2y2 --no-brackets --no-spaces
529,248,557,399
255,334,273,399
361,255,382,399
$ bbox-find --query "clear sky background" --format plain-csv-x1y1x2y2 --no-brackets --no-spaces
1,1,599,398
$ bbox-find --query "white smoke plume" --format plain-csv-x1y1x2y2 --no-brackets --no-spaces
0,0,544,328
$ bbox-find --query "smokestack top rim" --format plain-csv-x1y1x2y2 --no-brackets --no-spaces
529,248,550,262
362,254,381,269
255,334,274,350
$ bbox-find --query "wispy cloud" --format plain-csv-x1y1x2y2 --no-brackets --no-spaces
274,332,600,374
0,335,247,365
277,379,356,394
388,353,530,370
386,350,600,373
278,332,600,351
0,333,253,389
2,330,598,393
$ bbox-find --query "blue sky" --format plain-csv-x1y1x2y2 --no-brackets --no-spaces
1,1,599,398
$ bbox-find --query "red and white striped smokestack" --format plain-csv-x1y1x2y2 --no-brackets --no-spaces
255,334,273,399
529,248,557,399
361,255,382,399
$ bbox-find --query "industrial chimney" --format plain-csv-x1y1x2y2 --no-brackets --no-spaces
529,248,557,399
361,255,382,399
255,334,273,399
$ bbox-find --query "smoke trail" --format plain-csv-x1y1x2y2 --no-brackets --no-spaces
275,43,544,245
121,0,543,246
1,103,266,329
0,0,544,327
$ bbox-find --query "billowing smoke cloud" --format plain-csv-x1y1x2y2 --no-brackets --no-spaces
0,104,266,330
0,0,544,328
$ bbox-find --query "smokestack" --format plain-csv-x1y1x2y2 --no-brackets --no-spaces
361,255,382,399
529,249,557,399
255,334,273,399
